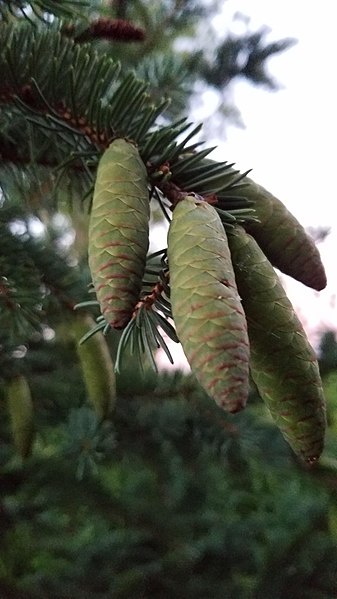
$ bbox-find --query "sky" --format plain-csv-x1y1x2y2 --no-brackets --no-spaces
157,0,337,369
211,0,337,347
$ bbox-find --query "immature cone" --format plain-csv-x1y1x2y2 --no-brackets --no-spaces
231,177,327,291
167,196,250,413
71,313,116,420
228,226,326,462
196,158,326,290
88,138,150,329
6,375,35,458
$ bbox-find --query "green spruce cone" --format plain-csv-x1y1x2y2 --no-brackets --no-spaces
6,375,35,458
71,314,116,420
88,138,150,329
167,196,250,413
227,225,326,462
229,177,327,291
196,158,326,290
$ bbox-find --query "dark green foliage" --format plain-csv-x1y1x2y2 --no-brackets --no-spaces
319,331,337,377
1,370,337,598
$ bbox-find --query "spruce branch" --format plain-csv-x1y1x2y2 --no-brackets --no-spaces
0,24,256,214
76,251,178,374
135,53,192,118
0,24,177,168
0,109,98,205
0,209,90,343
114,294,178,375
63,406,115,480
0,224,44,343
201,26,296,90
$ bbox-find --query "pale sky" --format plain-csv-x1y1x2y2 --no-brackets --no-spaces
212,0,337,346
157,0,337,369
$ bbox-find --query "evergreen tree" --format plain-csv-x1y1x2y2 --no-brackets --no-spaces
1,1,335,597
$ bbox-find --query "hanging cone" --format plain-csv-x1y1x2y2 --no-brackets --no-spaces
71,313,116,420
228,225,326,463
168,196,250,413
6,375,35,459
229,177,327,291
195,158,326,290
88,138,150,329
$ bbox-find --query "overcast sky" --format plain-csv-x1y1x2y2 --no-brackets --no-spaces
211,0,337,346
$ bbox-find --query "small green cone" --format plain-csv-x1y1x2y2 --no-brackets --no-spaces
168,196,250,413
228,225,326,463
6,375,35,459
71,313,116,420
